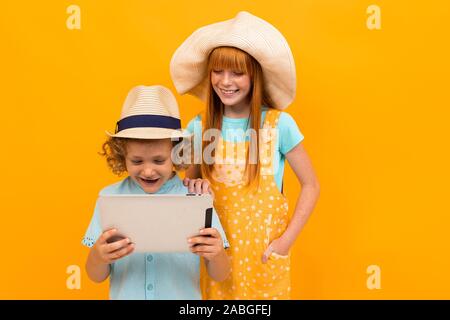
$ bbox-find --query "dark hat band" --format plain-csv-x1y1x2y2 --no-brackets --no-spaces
115,115,181,133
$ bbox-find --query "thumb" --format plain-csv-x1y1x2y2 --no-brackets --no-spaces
261,245,273,264
183,177,190,186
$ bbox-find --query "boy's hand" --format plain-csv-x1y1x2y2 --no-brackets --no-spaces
188,228,224,261
91,229,135,265
183,178,214,197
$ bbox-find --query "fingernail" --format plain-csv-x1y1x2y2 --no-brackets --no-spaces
199,229,204,234
188,239,192,243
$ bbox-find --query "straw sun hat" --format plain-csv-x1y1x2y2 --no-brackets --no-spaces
107,85,191,139
170,11,296,110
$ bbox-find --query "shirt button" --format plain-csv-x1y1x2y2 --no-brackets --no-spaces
147,284,153,291
147,255,153,262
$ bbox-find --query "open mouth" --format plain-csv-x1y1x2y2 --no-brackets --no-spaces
139,177,160,186
220,88,239,95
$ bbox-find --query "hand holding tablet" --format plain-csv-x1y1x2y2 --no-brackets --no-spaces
98,194,213,252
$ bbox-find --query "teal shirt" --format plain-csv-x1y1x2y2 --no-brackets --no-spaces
186,108,304,190
82,174,229,300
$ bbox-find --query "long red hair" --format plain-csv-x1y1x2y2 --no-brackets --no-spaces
201,47,275,187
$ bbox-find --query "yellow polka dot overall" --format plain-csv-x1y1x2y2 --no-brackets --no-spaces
201,109,291,300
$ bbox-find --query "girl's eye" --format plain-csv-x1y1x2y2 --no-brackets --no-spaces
131,160,142,165
233,71,244,76
212,69,223,74
154,159,166,164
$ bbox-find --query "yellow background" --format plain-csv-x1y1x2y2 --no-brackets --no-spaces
1,0,449,299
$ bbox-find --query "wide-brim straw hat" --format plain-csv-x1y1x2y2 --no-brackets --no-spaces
107,85,192,139
170,11,296,110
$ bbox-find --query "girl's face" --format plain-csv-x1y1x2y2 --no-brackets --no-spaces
211,69,251,108
125,139,174,193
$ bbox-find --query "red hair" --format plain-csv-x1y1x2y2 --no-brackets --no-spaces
201,46,275,188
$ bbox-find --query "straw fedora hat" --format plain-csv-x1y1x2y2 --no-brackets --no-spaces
107,85,191,139
170,11,296,110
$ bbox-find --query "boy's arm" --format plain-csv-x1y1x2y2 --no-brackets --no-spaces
86,248,111,283
204,248,230,282
188,228,230,282
85,229,135,283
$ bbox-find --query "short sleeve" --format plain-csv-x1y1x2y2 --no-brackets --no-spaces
211,209,230,249
81,201,102,248
278,112,304,155
186,115,202,136
186,115,203,162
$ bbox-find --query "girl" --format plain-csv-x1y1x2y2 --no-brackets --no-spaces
170,12,320,299
82,85,230,299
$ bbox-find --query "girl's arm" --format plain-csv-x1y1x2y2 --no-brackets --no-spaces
263,142,320,260
185,164,202,179
184,164,212,194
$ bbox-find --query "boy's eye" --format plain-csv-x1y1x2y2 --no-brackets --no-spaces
131,160,142,165
154,159,166,164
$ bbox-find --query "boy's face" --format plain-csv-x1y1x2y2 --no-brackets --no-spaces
125,139,174,193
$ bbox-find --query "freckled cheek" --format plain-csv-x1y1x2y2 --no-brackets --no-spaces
211,79,219,88
237,78,250,89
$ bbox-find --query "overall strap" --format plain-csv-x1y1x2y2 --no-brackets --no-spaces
259,109,282,176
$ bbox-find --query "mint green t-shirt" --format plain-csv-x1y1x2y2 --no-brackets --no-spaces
186,108,304,191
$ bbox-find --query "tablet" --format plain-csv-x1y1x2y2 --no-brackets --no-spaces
98,194,213,253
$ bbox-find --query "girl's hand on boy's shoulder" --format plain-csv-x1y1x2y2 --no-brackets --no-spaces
187,228,224,261
183,178,215,198
91,229,135,265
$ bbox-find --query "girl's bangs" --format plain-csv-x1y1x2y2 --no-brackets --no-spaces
208,47,252,74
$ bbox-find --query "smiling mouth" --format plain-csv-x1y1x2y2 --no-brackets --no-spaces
220,89,239,95
139,177,160,186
